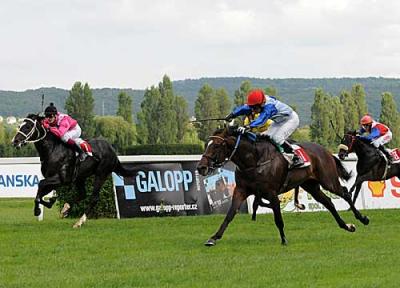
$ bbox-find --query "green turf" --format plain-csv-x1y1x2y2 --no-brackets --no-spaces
0,198,398,288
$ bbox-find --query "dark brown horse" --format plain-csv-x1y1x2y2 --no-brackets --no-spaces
197,126,369,246
338,130,400,204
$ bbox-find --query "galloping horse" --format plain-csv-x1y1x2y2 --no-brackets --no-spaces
338,130,400,204
197,126,369,246
12,114,137,228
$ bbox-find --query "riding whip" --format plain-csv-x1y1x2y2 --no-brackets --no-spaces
190,117,227,123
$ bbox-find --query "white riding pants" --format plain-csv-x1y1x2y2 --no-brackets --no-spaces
60,124,84,146
371,131,392,148
261,111,299,145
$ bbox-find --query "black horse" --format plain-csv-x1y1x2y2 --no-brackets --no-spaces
12,114,137,228
338,130,400,205
197,126,369,246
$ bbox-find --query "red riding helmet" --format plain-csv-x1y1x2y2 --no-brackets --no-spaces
247,90,265,106
360,115,373,125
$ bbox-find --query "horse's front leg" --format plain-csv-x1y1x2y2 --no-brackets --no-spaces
352,182,364,205
252,194,260,221
205,188,245,246
34,175,61,216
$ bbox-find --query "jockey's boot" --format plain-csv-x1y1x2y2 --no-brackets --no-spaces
282,141,304,168
78,141,93,161
378,145,392,163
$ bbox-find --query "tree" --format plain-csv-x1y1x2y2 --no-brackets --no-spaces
194,84,219,142
380,92,400,148
329,96,345,148
157,75,178,144
265,86,278,97
310,88,331,147
117,92,133,124
340,90,358,133
65,82,95,138
136,75,181,144
234,80,252,106
215,88,232,119
174,95,189,143
136,86,161,144
94,116,136,153
352,84,368,120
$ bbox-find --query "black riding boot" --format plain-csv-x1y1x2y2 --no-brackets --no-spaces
282,141,303,168
378,145,392,163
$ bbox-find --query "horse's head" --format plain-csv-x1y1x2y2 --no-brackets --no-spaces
338,130,357,160
12,113,46,148
197,126,238,176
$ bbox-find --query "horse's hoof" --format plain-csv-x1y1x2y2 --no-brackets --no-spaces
72,223,81,229
295,204,305,210
251,216,256,221
362,216,370,225
34,208,41,216
346,223,356,232
60,203,71,219
204,239,216,246
281,238,288,246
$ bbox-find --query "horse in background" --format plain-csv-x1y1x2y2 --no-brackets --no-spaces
12,114,137,228
338,130,400,204
197,126,369,246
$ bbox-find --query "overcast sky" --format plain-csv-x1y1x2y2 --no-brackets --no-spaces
1,0,399,91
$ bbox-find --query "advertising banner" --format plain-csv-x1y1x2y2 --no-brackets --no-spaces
112,161,246,218
0,163,42,198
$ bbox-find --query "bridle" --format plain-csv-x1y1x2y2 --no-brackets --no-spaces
338,133,356,157
13,117,47,145
202,134,242,170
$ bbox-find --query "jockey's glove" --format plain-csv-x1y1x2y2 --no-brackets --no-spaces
225,113,235,121
237,126,250,134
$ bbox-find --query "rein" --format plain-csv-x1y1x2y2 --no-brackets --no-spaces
15,118,47,144
205,134,242,169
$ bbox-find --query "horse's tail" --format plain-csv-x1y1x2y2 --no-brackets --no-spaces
113,160,138,177
332,155,352,181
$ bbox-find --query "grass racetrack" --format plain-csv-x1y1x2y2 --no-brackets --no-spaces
0,199,399,288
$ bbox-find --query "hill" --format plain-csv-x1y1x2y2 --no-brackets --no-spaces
1,77,400,125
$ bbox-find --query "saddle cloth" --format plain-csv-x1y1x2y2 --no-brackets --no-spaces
292,144,311,168
389,148,400,163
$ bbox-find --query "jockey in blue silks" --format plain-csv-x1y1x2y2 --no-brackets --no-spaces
225,89,303,168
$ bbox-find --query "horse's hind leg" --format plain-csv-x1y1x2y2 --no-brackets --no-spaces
294,186,305,210
301,180,356,232
73,174,107,228
60,178,87,218
340,185,369,225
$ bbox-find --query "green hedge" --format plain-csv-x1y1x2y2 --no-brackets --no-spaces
56,175,116,218
125,143,203,155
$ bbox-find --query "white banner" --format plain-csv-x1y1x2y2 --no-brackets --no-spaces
0,163,43,198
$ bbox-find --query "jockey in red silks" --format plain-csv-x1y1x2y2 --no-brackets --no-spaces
42,103,93,159
358,114,392,162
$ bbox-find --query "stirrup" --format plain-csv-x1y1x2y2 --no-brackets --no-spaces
291,157,304,168
282,152,294,165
